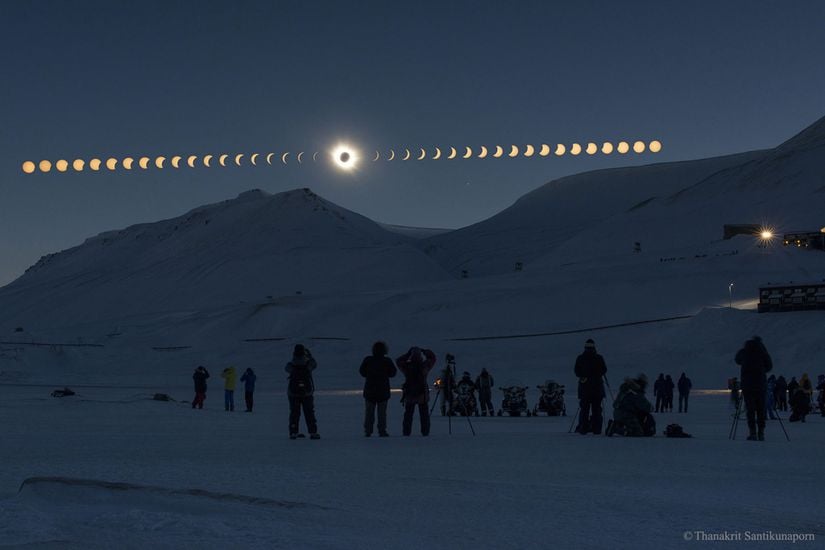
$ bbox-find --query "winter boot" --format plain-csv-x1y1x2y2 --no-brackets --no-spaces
746,427,757,441
757,428,765,441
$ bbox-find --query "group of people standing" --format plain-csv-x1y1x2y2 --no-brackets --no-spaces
187,335,821,442
191,365,257,413
652,373,693,413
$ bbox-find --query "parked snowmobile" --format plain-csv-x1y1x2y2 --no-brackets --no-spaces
534,380,566,416
497,385,531,417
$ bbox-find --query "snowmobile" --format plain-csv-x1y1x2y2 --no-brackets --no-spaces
534,380,566,416
450,383,479,416
497,385,531,417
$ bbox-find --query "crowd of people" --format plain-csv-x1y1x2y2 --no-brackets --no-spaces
186,336,823,441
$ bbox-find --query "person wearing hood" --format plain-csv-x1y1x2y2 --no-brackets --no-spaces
240,368,257,412
609,374,655,437
734,336,773,441
397,346,437,436
574,339,607,435
677,373,692,413
286,344,320,439
359,341,397,437
192,366,210,409
787,376,799,399
475,368,495,416
221,366,237,412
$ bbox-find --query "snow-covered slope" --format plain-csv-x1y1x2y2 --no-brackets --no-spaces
424,115,825,275
0,188,451,328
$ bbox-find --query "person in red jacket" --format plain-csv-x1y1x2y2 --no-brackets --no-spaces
397,347,437,436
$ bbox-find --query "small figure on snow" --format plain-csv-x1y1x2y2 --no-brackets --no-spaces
240,367,257,412
663,374,675,412
574,338,607,435
475,368,495,416
192,366,209,409
766,375,778,420
221,366,237,412
654,373,666,413
677,372,692,413
286,344,320,439
815,374,825,417
397,346,436,436
734,336,773,441
359,341,397,437
775,375,788,411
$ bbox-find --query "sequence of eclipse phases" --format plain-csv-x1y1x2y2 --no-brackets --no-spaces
22,139,662,175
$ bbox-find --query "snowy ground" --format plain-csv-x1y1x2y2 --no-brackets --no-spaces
1,385,822,549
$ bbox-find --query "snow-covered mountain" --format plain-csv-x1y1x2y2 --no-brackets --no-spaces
0,188,451,329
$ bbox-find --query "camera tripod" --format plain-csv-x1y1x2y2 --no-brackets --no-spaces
430,356,476,436
568,375,613,433
729,393,790,441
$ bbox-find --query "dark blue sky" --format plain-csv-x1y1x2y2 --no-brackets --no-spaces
1,0,824,285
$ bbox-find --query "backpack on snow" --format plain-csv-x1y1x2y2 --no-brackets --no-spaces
664,423,692,438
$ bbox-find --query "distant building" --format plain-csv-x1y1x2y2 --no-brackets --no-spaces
782,230,825,250
758,281,825,312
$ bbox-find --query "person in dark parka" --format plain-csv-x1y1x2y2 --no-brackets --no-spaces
359,341,398,437
240,368,257,412
653,374,665,413
663,374,675,412
610,374,655,437
574,339,607,435
397,347,437,436
285,344,320,439
475,368,495,416
192,366,210,409
677,372,692,413
734,336,773,441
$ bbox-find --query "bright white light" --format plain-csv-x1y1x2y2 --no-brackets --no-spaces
760,230,773,240
331,144,358,171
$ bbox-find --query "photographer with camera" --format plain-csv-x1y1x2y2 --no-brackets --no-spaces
397,346,437,436
285,344,320,440
359,341,398,437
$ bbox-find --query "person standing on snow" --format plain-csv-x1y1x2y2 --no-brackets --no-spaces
475,368,495,416
240,368,257,412
815,374,825,417
221,366,237,412
800,373,813,409
734,336,773,441
677,372,692,413
775,375,788,411
397,347,437,436
663,374,675,412
574,339,607,435
286,344,320,439
192,366,210,409
653,373,666,413
766,375,778,420
439,365,456,416
359,341,397,437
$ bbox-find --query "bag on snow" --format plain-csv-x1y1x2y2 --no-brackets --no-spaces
664,423,692,438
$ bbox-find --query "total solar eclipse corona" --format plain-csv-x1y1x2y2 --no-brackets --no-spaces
21,138,663,174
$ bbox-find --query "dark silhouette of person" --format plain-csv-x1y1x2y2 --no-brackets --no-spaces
574,339,607,435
